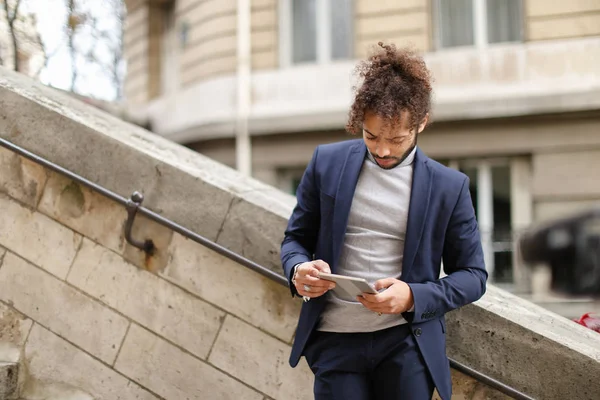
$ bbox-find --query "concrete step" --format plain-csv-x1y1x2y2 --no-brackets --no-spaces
0,362,18,400
19,381,94,400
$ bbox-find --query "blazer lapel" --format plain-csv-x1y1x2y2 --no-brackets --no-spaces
402,148,433,279
331,141,366,272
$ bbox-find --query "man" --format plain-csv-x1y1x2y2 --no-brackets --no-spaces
281,42,487,400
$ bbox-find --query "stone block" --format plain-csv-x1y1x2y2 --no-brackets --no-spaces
216,190,292,273
0,362,18,400
209,316,314,400
68,239,225,360
0,253,129,365
470,384,512,400
251,0,276,9
357,11,427,37
251,7,276,28
356,0,424,14
122,214,173,274
446,285,600,400
22,324,158,400
432,369,510,400
0,146,47,207
532,150,600,198
38,172,127,253
164,233,300,342
115,324,264,400
19,381,94,400
0,194,81,280
0,301,33,363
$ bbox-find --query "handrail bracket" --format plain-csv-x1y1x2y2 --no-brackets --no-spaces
124,191,155,255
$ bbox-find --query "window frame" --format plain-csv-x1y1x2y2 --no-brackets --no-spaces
279,0,354,67
432,0,524,51
445,156,533,289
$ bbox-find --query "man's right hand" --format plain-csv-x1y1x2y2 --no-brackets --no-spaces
294,260,336,298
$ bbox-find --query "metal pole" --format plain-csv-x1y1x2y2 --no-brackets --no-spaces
473,0,488,49
478,161,495,280
511,157,533,293
236,0,252,176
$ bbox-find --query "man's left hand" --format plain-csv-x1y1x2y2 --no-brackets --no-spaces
357,278,414,314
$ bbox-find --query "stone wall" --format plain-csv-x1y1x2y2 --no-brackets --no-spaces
0,142,312,400
526,0,600,41
354,0,431,57
0,144,313,399
1,67,600,399
123,2,149,104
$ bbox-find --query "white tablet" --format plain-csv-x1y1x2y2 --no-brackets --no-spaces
318,272,379,297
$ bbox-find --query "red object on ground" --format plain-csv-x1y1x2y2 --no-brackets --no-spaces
574,313,600,333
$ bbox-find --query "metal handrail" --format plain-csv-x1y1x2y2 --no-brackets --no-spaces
0,137,534,400
0,137,286,286
451,360,534,400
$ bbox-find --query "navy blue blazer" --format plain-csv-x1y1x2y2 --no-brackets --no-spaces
281,139,487,400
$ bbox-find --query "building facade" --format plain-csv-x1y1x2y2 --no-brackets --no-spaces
123,0,600,296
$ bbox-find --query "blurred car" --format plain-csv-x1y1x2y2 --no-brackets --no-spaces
518,207,600,297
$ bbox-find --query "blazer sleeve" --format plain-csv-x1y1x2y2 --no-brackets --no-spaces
281,146,321,296
407,176,488,323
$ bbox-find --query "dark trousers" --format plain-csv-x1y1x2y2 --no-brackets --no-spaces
303,323,435,400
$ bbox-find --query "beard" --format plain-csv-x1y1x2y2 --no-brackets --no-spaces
371,137,418,170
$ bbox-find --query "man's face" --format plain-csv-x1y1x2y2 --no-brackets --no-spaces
362,111,428,170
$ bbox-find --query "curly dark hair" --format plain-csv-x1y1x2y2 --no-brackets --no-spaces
346,42,433,135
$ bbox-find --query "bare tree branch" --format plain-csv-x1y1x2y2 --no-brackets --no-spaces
6,0,23,71
67,0,78,91
3,0,126,100
0,0,6,66
111,0,125,99
77,0,126,100
33,38,62,79
31,15,47,79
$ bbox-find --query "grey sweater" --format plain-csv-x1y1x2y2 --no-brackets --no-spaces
318,147,416,332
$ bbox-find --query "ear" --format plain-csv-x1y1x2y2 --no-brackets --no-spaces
417,114,429,133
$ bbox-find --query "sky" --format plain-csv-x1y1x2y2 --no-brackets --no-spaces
24,0,122,101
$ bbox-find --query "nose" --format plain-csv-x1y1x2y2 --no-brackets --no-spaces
375,144,391,158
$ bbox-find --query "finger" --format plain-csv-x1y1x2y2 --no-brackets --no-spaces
297,276,336,289
357,296,385,312
360,292,386,303
297,266,327,282
374,278,398,291
357,298,387,313
296,280,331,293
356,296,370,308
298,264,319,276
311,260,331,273
297,284,329,298
306,268,322,278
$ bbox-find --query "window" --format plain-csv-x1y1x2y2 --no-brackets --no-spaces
280,0,354,66
434,0,522,49
438,157,533,289
329,0,354,60
460,162,513,284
